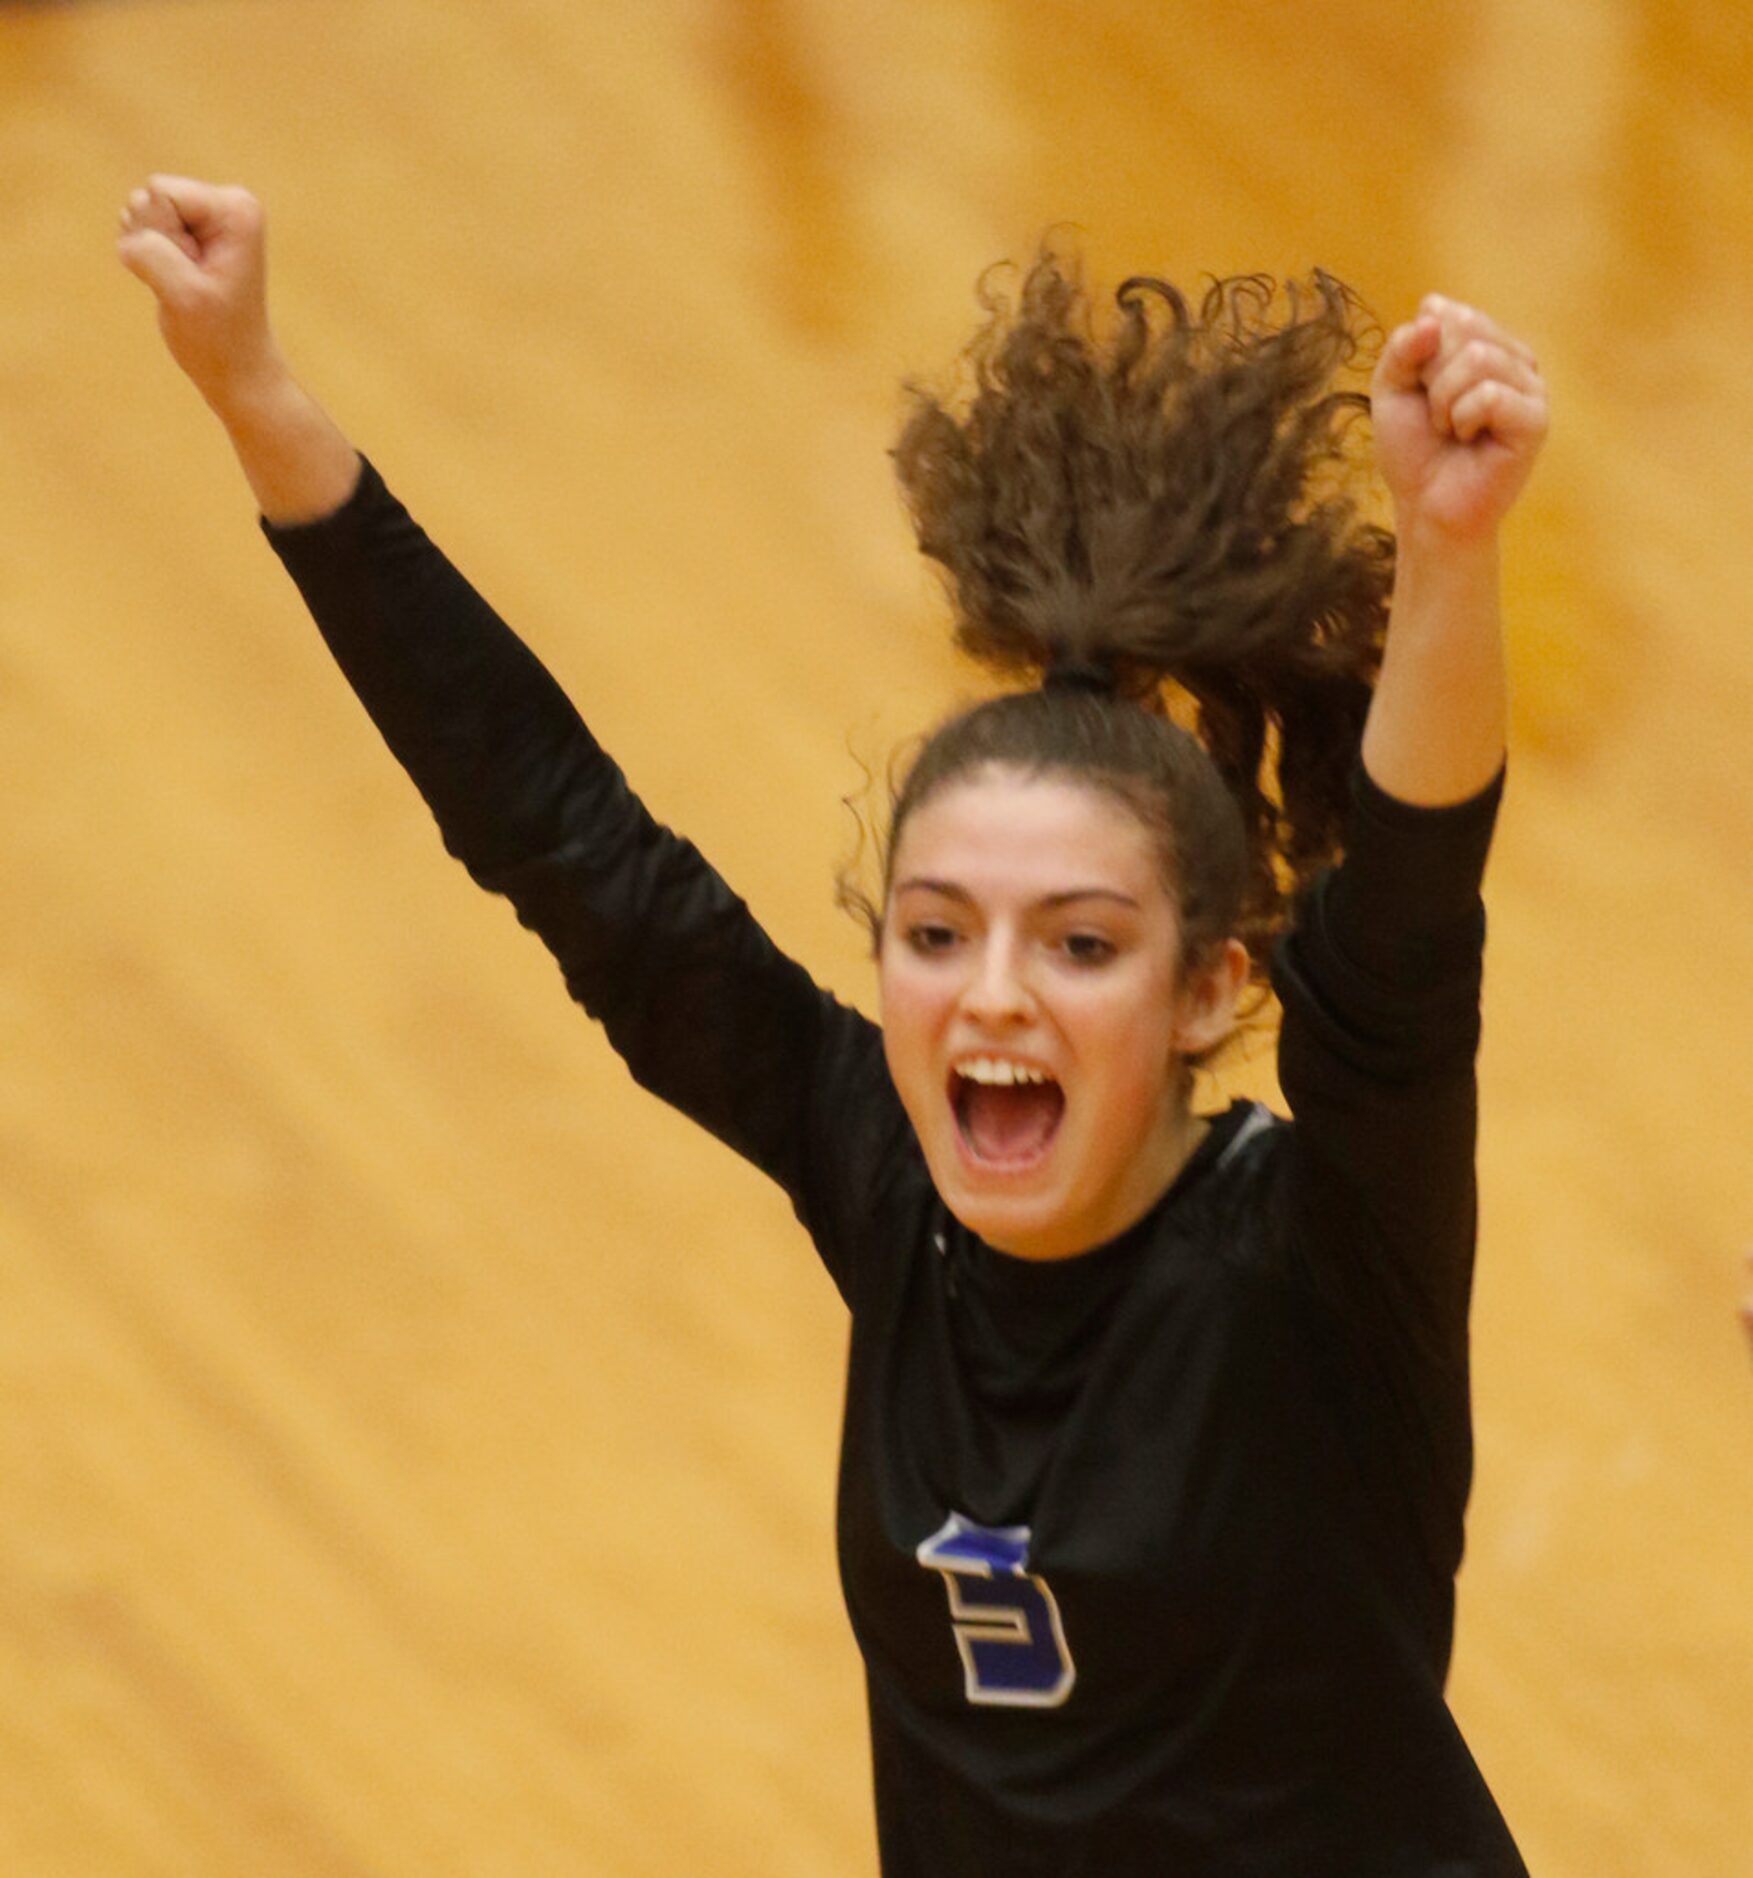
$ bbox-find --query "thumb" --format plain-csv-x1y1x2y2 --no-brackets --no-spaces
116,225,201,303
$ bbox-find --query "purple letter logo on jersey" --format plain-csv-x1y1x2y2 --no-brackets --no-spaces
916,1513,1076,1708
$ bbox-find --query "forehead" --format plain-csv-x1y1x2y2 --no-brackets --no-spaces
890,767,1164,899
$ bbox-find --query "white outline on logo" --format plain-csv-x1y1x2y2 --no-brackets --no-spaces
916,1512,1076,1709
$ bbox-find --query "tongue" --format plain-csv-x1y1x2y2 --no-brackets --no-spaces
961,1082,1063,1161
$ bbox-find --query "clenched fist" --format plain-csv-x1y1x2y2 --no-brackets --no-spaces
116,175,283,414
1371,297,1548,547
115,174,359,522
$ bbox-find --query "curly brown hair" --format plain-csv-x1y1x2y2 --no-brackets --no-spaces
850,247,1392,991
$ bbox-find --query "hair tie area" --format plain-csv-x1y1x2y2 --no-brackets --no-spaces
1042,657,1119,697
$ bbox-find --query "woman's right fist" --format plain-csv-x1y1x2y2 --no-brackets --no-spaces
116,176,282,412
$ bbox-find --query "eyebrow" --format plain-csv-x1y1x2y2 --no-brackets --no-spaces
891,877,1142,912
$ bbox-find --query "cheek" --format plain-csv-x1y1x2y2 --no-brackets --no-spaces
1067,980,1179,1105
876,955,947,1085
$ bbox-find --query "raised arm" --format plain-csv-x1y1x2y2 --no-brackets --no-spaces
1266,297,1545,1540
115,175,897,1298
116,174,359,524
1363,296,1548,806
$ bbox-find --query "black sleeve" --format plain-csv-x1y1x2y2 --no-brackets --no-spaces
1271,760,1504,1384
259,457,897,1299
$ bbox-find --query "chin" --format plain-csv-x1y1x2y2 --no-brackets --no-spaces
905,1098,1084,1258
934,1165,1080,1261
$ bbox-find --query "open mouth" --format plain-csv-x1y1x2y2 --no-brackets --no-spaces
949,1057,1066,1167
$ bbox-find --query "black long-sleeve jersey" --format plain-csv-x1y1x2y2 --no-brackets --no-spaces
262,459,1528,1875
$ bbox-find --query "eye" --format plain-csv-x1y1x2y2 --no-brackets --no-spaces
905,921,962,956
1058,931,1117,966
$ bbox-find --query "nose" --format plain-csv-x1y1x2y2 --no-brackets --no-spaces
959,933,1035,1027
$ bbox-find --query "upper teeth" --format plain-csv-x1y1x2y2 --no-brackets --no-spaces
956,1057,1052,1087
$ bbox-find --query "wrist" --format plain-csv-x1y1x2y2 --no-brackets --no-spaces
203,345,299,432
1391,513,1502,582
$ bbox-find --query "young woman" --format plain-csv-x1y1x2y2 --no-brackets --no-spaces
118,174,1546,1874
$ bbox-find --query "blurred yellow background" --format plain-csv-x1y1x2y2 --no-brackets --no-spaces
3,1,1749,1871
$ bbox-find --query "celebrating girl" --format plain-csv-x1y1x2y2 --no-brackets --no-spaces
119,173,1545,1874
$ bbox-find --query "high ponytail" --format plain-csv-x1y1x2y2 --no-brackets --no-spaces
869,247,1391,989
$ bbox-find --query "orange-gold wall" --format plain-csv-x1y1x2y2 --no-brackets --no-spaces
4,3,1749,1870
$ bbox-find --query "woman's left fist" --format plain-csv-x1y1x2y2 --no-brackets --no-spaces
1372,296,1549,545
